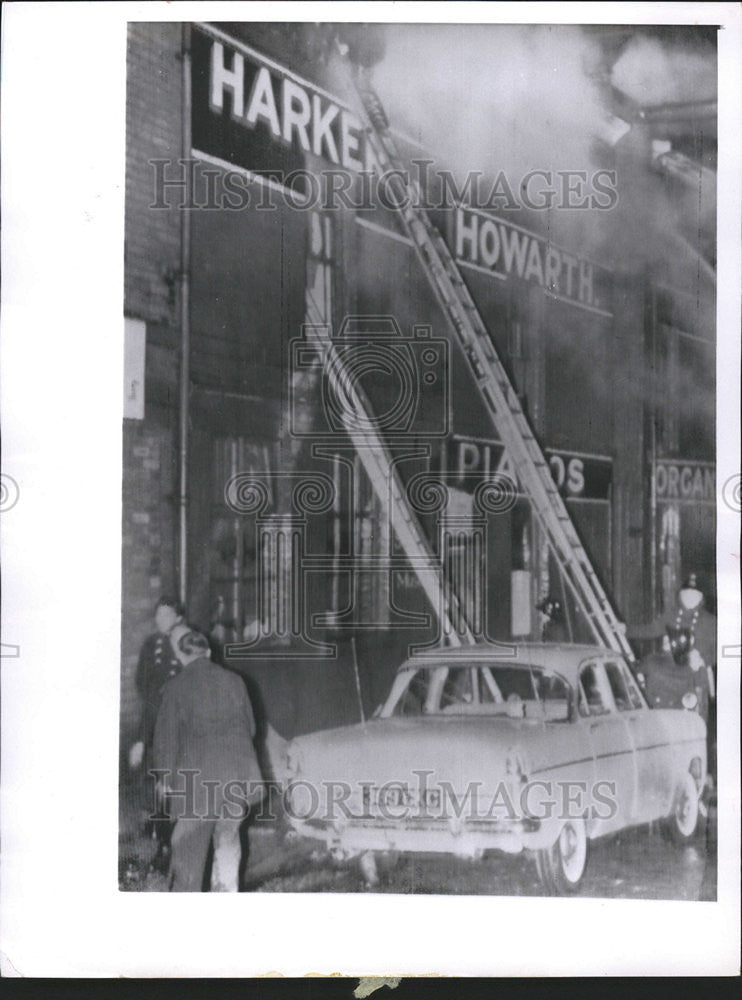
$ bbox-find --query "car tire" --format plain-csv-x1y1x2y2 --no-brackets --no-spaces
661,771,701,845
535,817,588,895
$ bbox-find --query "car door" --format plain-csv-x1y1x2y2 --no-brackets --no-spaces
608,658,673,822
578,660,637,836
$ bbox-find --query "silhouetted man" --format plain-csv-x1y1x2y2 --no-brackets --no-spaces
153,626,263,891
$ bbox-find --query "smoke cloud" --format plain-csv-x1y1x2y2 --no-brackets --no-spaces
611,33,717,106
353,23,715,285
371,24,606,184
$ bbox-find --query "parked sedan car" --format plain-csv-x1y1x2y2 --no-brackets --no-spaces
283,643,707,894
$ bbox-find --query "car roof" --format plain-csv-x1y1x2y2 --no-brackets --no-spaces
397,642,624,684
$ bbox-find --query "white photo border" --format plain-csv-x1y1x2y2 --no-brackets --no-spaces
1,0,739,978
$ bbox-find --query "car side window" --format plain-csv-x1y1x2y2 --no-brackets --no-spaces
395,671,427,716
604,661,633,712
441,668,474,707
579,663,611,716
534,671,571,721
478,667,504,704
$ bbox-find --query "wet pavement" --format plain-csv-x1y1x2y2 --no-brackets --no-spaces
120,800,717,899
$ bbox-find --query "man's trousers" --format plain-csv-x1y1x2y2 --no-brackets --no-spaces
169,815,243,892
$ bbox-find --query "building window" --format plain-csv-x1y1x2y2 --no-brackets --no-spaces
210,436,271,640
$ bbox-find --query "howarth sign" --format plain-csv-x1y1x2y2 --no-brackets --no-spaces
654,460,715,505
447,436,612,501
455,206,613,314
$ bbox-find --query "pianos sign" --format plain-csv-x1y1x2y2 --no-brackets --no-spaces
447,436,612,501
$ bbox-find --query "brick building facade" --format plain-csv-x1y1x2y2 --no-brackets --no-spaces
122,22,715,744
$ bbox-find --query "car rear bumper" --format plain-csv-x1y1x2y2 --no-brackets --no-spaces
287,815,549,858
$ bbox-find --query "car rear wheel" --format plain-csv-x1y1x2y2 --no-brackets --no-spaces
535,817,588,895
661,771,700,845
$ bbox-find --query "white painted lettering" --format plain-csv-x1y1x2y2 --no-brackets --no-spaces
680,466,693,498
524,239,544,285
579,260,594,304
458,441,480,477
545,247,561,291
567,458,585,496
550,454,565,488
245,66,281,136
667,464,680,498
340,110,363,171
311,94,339,162
656,464,667,497
281,79,311,151
210,42,244,118
692,467,705,499
562,253,578,298
479,220,501,268
456,209,479,262
500,226,529,277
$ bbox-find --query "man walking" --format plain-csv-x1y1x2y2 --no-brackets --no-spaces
153,626,263,891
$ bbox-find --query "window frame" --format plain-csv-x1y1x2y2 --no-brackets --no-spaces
578,660,616,717
603,659,636,713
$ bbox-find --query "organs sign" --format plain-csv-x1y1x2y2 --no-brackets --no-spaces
654,460,715,504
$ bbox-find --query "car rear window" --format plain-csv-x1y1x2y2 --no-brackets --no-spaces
392,664,571,720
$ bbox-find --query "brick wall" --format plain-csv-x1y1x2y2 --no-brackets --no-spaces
121,23,183,739
125,22,182,330
120,415,177,734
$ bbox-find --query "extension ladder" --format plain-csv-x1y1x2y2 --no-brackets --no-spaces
343,63,633,659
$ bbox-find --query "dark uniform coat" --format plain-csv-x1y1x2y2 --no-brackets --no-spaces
135,633,181,749
642,651,711,723
628,596,716,668
153,657,263,815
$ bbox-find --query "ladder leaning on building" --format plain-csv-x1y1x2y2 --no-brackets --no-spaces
333,54,634,661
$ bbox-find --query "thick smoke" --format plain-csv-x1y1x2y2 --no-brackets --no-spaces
611,33,717,105
371,24,606,184
353,24,715,284
335,23,716,420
